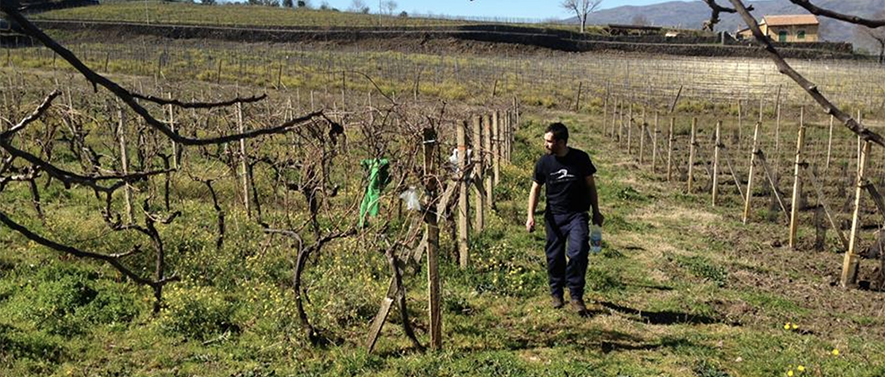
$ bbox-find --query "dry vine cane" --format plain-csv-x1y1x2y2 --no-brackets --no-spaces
0,2,331,313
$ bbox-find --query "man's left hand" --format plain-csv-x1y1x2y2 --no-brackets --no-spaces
592,211,605,226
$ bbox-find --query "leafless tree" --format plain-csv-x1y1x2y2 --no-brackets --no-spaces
380,0,397,16
561,0,603,33
349,0,369,13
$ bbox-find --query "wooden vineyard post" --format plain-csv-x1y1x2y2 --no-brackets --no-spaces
423,128,442,350
603,97,608,137
483,115,493,210
713,121,721,206
612,99,619,140
501,112,508,163
167,92,178,169
667,117,674,182
574,81,583,112
743,122,761,224
493,111,501,187
116,107,135,223
688,117,697,192
737,99,743,144
237,102,251,217
774,86,782,175
503,112,510,162
639,112,646,165
472,116,485,232
617,101,624,145
826,114,834,172
627,104,633,156
457,122,469,269
652,111,659,173
842,141,871,288
508,111,514,162
856,111,863,176
789,109,806,249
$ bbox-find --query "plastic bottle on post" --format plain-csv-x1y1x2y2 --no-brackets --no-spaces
590,224,602,253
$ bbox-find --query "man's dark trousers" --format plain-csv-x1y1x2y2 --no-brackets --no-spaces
544,211,590,300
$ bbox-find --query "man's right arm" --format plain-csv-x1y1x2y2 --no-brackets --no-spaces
526,181,542,232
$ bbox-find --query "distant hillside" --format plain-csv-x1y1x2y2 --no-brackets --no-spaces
572,0,885,50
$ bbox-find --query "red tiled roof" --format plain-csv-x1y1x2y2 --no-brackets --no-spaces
762,15,819,26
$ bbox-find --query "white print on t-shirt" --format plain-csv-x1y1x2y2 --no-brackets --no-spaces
550,169,575,181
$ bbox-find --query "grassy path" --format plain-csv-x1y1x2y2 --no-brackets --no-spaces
359,110,885,376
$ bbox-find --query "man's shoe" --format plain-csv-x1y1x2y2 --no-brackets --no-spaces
551,294,564,309
571,298,588,316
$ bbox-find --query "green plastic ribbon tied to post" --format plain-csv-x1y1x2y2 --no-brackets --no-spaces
359,158,391,227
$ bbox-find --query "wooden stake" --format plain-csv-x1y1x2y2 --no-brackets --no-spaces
743,122,761,224
789,108,806,249
167,92,178,169
758,96,764,123
611,99,619,139
688,117,697,192
617,101,624,144
774,86,782,174
603,97,608,137
117,107,134,223
472,116,485,232
737,99,743,144
639,115,646,165
574,81,582,112
856,110,863,176
457,122,469,269
627,104,633,155
237,102,251,217
842,141,871,288
667,117,674,182
826,114,834,172
652,111,659,173
483,115,493,210
423,128,442,350
713,121,721,206
492,111,501,187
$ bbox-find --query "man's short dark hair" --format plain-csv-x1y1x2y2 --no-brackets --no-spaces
546,122,569,143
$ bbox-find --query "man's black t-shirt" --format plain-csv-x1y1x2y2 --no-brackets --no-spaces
533,148,597,215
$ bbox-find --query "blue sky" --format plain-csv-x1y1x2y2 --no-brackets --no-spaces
315,0,674,21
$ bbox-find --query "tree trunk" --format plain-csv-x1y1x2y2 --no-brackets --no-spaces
581,17,587,33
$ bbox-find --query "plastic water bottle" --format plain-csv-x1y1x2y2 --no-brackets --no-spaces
590,224,602,253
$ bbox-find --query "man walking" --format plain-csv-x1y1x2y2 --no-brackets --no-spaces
526,122,604,315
